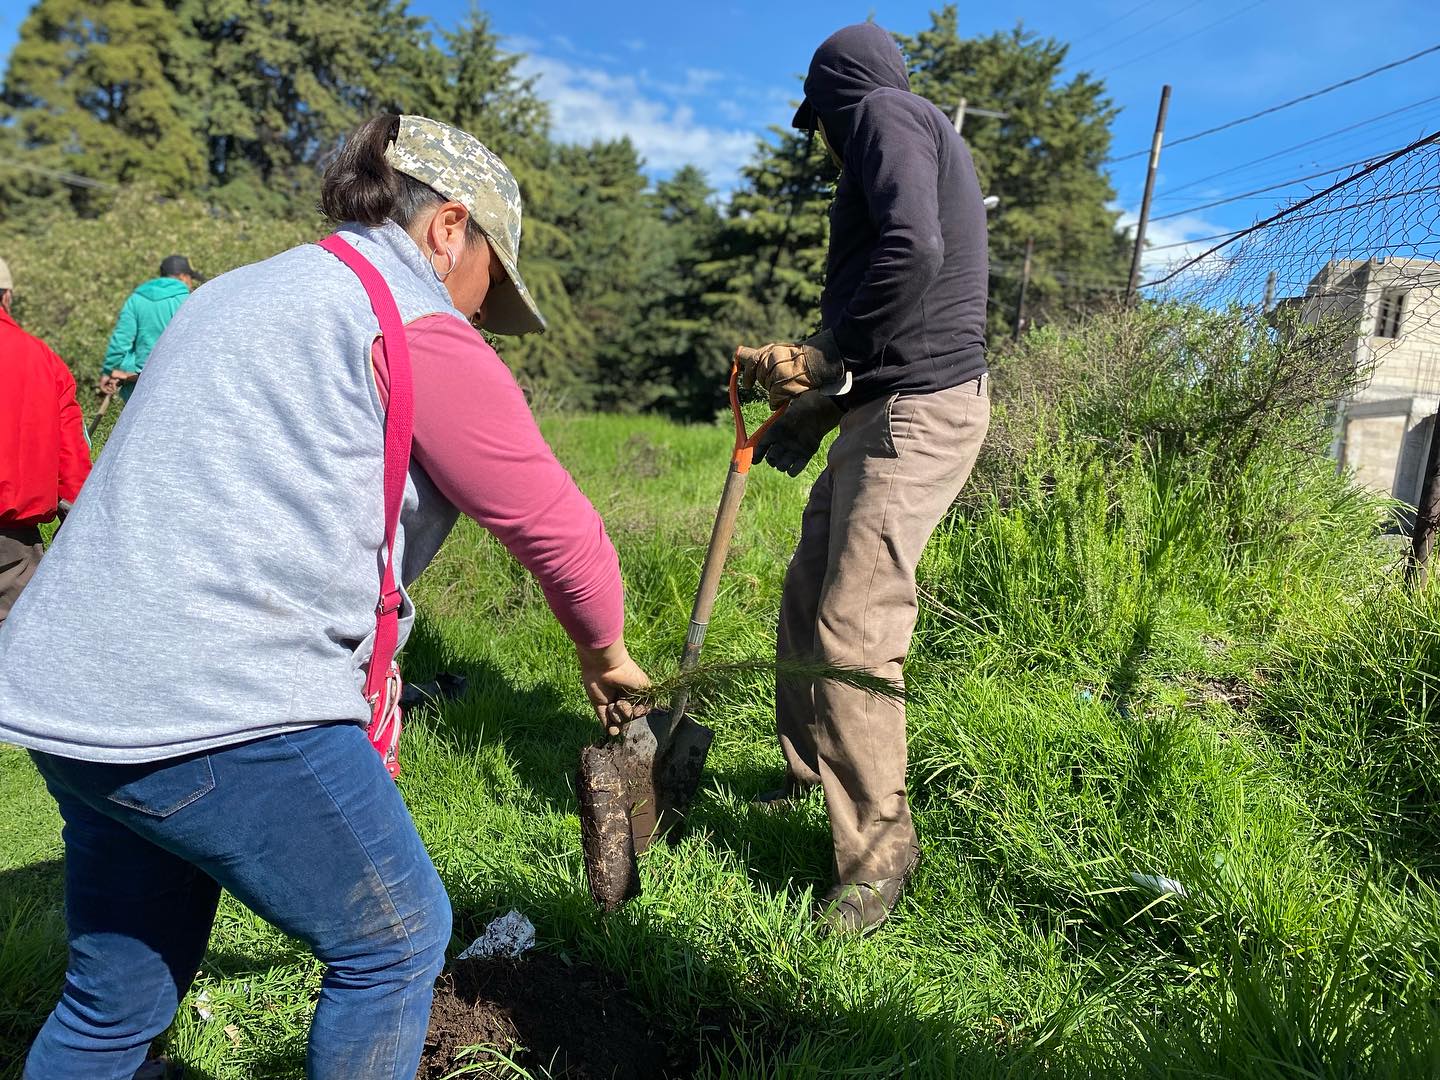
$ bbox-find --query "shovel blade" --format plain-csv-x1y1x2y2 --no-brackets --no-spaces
648,713,714,850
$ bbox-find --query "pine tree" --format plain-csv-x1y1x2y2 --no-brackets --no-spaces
418,11,596,403
647,166,723,415
691,128,837,408
539,137,669,411
0,0,207,213
899,7,1132,333
177,0,433,213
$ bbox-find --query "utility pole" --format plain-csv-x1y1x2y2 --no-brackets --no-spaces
1408,412,1440,588
1262,270,1277,312
954,96,1008,136
1013,237,1034,341
1126,84,1172,306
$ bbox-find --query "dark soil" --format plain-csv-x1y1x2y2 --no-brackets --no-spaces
577,743,646,912
420,952,692,1079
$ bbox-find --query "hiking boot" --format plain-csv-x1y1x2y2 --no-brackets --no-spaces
815,848,921,936
751,775,814,812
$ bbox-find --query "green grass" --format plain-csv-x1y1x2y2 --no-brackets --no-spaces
4,365,1440,1075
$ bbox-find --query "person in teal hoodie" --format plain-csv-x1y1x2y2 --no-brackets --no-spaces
100,255,200,400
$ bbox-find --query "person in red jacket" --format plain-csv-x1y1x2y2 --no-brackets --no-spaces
0,255,92,625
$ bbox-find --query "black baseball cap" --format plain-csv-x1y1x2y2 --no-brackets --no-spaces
159,254,202,280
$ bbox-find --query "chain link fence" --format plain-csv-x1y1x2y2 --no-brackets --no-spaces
1140,131,1440,514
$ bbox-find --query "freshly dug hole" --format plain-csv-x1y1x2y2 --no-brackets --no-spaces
420,952,691,1079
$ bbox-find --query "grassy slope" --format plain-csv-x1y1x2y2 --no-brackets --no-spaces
3,408,1439,1078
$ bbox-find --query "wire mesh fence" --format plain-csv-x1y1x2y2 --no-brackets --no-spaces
1137,130,1440,514
1141,129,1440,396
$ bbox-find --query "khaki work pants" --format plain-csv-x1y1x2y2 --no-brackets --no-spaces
0,526,45,627
776,378,989,884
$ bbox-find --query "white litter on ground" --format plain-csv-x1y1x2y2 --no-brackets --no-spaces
1129,872,1189,898
457,910,536,960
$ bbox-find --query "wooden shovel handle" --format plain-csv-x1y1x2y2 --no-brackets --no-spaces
667,355,788,724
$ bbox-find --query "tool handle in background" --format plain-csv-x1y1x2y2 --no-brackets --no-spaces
86,389,115,440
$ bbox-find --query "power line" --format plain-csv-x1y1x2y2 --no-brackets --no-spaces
1109,43,1440,163
1149,228,1245,252
1073,0,1209,65
1067,0,1153,49
0,157,119,191
1150,184,1440,253
1150,147,1401,223
1154,93,1440,200
1141,129,1440,289
1098,0,1271,78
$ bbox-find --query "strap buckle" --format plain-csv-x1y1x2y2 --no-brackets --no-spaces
376,588,403,616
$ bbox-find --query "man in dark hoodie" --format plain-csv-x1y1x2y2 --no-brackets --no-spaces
736,22,990,934
100,255,199,402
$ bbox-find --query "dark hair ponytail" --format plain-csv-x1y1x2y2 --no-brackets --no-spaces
320,114,404,226
320,114,487,245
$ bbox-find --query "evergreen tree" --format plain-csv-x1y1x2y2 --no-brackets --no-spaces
647,165,723,415
177,0,433,213
428,9,548,157
899,7,1132,333
418,11,595,402
541,138,668,410
691,128,837,408
1,0,207,213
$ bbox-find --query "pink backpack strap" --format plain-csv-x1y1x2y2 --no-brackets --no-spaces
318,234,414,773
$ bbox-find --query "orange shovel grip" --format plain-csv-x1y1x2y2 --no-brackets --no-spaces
730,350,788,473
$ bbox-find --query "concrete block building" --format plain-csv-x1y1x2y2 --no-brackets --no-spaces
1274,257,1440,506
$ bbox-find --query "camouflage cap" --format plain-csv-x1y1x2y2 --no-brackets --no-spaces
385,115,546,336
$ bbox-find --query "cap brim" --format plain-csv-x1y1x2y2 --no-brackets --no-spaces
477,245,546,336
791,99,817,130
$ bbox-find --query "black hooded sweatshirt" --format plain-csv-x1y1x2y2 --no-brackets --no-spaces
801,23,988,405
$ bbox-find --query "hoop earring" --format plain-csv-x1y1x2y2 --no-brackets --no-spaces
429,247,457,282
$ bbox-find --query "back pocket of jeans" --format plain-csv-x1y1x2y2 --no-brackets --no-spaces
105,755,217,818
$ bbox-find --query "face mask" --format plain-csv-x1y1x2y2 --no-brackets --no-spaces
817,119,842,169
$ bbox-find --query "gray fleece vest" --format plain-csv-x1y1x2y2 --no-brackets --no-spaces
0,222,465,762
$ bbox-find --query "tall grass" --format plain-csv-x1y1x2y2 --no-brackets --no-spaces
2,302,1437,1077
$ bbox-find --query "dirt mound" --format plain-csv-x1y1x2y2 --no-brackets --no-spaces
420,952,692,1079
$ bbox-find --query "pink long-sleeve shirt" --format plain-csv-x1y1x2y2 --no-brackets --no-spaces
374,315,623,650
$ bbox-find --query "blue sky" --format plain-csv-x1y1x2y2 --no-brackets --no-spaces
2,0,1436,275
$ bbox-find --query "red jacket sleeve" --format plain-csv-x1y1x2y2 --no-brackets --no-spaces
51,349,93,503
389,315,625,650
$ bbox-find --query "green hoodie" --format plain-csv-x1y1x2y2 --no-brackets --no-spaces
103,276,192,399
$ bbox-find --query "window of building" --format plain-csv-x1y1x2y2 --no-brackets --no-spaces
1375,289,1408,338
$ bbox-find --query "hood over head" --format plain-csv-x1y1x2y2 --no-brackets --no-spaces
136,276,192,300
792,22,909,148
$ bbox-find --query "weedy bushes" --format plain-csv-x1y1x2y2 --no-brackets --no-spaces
902,301,1440,1074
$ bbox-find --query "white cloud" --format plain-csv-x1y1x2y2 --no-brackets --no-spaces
518,53,762,190
1115,207,1234,285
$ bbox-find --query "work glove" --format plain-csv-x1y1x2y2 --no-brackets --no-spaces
735,329,846,408
754,390,842,477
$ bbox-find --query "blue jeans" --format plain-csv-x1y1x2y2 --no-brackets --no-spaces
24,723,451,1080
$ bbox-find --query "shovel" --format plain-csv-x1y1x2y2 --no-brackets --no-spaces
578,355,786,912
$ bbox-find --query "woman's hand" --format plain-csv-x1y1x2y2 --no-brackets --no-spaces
576,637,651,736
